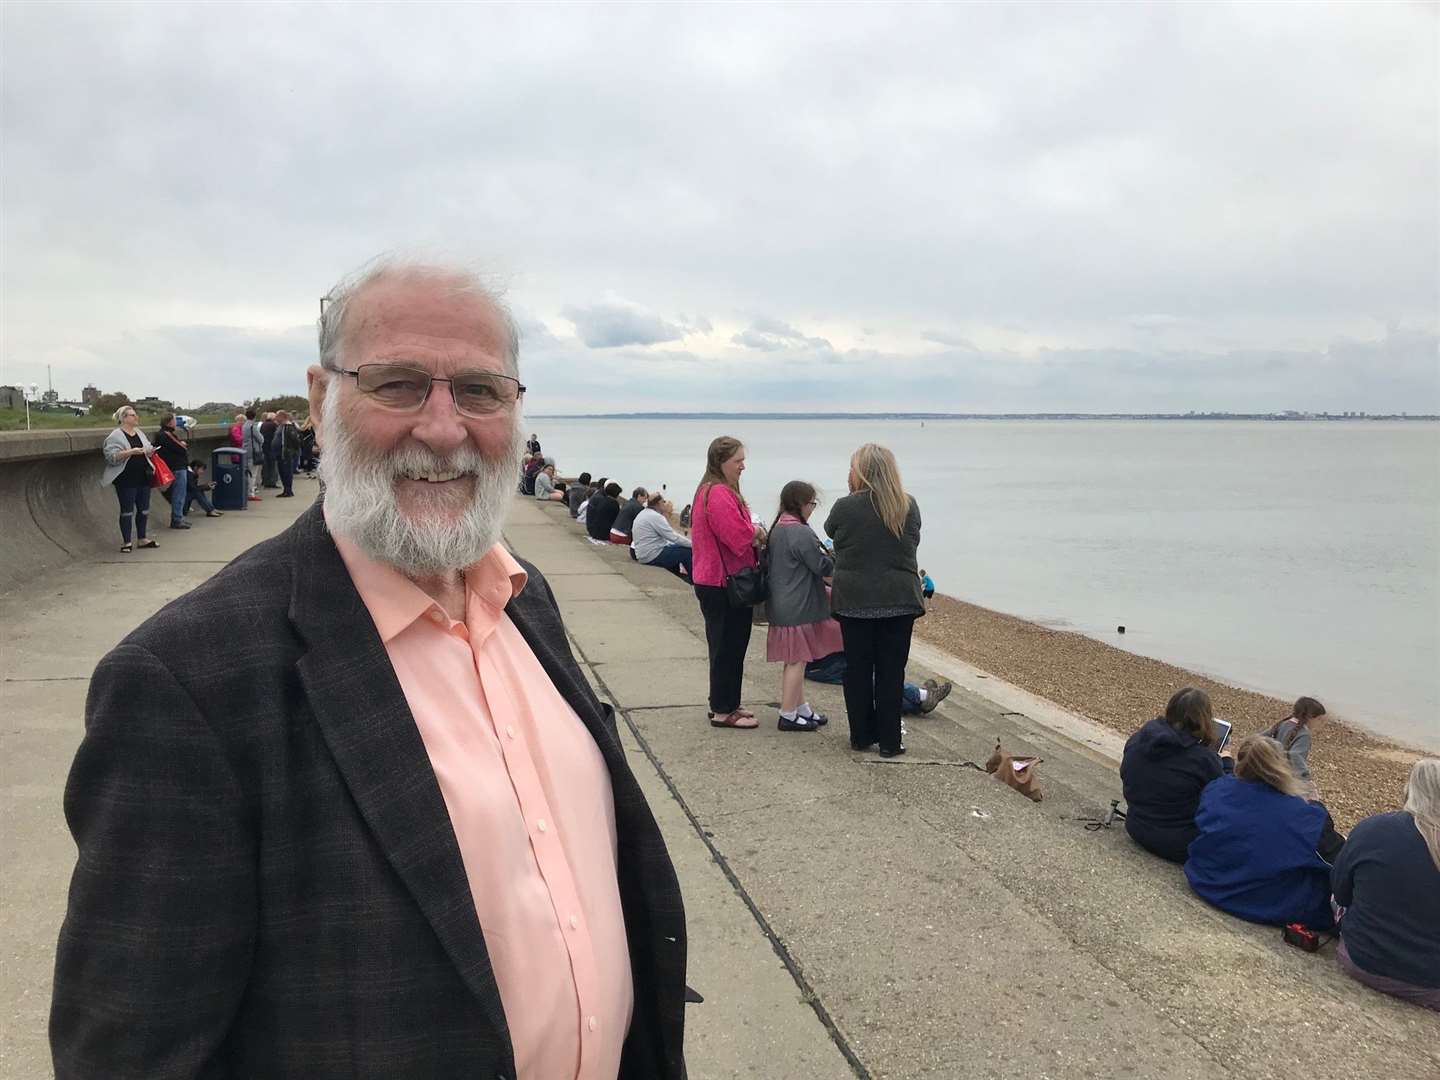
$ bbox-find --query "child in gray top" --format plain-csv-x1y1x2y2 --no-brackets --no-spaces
1265,695,1327,798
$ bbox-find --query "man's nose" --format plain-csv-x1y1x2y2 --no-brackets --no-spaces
409,380,468,455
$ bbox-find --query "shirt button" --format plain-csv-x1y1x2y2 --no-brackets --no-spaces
569,915,579,929
536,819,548,833
588,1016,598,1032
505,725,516,739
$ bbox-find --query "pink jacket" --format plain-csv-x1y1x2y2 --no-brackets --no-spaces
690,482,757,587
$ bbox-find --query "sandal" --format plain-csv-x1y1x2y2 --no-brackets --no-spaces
120,542,133,553
709,711,758,730
138,539,159,549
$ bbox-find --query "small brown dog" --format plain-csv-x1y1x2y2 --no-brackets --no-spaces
985,740,1043,802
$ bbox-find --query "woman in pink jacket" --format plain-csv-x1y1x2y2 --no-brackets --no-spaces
691,436,767,729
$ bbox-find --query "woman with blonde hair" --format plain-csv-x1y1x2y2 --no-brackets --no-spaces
99,405,159,552
1184,735,1335,929
690,436,766,730
1330,759,1440,1010
824,443,923,756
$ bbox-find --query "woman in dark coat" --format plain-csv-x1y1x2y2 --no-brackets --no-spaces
824,443,923,757
1120,687,1231,862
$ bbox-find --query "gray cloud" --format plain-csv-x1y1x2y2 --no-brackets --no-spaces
561,298,685,349
0,4,1434,412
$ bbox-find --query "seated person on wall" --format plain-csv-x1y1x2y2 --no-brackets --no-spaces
1330,758,1440,1011
519,451,544,495
609,486,648,544
631,492,693,577
567,472,593,518
1184,735,1336,930
802,652,952,715
1120,686,1231,863
533,462,565,502
577,476,607,527
585,482,623,541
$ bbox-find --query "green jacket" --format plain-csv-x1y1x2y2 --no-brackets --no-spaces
823,492,924,616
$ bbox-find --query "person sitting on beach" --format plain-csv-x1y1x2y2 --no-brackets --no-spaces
610,486,648,544
802,652,952,716
631,492,692,577
1262,695,1327,798
1184,735,1336,930
1120,687,1231,863
533,462,565,502
765,481,842,733
585,482,623,541
566,471,593,518
1331,759,1440,1011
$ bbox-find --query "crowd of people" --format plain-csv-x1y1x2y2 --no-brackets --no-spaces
527,430,1438,1015
1121,686,1439,1010
101,405,319,551
523,434,952,752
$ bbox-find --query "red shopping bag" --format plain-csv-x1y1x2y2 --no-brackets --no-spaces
150,455,175,489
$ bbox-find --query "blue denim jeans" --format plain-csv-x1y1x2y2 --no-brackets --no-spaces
167,467,188,526
645,543,693,577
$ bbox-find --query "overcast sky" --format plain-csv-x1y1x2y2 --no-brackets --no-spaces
2,2,1436,414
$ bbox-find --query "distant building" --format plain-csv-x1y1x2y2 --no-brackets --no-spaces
0,385,23,409
81,384,101,405
132,395,174,413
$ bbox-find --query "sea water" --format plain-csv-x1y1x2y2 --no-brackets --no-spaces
531,418,1440,751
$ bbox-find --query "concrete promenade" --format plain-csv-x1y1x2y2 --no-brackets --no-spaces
3,489,1435,1078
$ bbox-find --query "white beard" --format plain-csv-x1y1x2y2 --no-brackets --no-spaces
319,391,524,577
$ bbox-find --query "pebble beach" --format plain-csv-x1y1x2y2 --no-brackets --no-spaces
913,593,1428,832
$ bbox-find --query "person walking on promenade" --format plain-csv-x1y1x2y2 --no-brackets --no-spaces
229,411,246,449
52,258,688,1080
153,413,191,529
260,410,280,488
100,405,159,552
766,481,840,732
182,460,223,517
1331,758,1440,1011
691,436,765,730
825,443,923,757
243,406,265,500
632,492,692,577
272,409,301,497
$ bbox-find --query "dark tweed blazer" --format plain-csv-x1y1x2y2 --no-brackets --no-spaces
50,502,687,1080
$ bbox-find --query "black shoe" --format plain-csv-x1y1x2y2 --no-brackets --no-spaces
169,521,192,530
778,714,821,732
276,492,295,498
798,710,828,727
877,744,907,758
918,680,953,714
850,740,877,752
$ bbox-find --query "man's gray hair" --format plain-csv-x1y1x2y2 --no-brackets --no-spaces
316,255,521,376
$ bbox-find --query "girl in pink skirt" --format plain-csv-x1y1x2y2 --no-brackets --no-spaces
765,481,843,732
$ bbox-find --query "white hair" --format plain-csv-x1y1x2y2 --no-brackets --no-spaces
318,385,524,577
1404,758,1440,871
317,254,521,377
112,405,135,424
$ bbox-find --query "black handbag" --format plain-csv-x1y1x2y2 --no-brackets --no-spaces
704,485,768,607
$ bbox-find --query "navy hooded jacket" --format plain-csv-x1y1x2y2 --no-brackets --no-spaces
1120,716,1229,863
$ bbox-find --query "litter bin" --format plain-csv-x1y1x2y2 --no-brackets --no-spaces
211,447,247,510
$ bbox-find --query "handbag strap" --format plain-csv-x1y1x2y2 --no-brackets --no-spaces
702,485,735,581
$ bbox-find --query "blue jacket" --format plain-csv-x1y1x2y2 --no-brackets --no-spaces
1184,775,1333,929
1120,717,1228,863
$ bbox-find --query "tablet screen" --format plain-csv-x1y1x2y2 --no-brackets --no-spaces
1213,718,1233,752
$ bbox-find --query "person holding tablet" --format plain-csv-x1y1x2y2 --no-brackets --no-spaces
1120,687,1232,863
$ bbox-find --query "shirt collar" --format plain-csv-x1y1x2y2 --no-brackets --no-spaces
325,505,527,643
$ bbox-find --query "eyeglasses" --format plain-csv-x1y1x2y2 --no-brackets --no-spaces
338,363,525,417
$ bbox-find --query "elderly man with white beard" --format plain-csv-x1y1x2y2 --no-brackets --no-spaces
50,259,689,1080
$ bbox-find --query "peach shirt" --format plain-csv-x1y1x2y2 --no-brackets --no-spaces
331,528,633,1080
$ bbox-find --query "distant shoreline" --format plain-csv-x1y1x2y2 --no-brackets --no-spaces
530,412,1439,422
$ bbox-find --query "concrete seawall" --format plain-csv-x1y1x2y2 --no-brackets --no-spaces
0,425,234,596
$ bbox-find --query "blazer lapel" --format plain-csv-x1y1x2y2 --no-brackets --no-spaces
285,504,511,1046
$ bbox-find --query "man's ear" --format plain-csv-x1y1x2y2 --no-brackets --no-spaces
306,366,329,445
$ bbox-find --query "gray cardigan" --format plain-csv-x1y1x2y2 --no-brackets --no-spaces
100,427,154,488
824,492,923,616
764,519,834,627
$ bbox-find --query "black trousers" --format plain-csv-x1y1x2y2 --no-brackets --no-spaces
837,614,916,752
695,584,753,715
